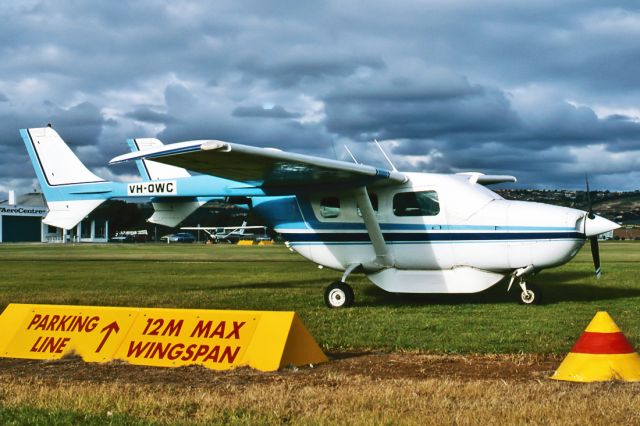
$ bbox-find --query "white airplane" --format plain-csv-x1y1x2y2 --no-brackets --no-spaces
181,222,267,243
21,126,619,308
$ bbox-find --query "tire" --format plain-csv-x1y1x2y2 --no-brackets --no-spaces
518,283,542,305
324,281,354,308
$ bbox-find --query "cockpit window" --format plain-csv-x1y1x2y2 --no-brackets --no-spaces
393,191,440,216
320,197,340,218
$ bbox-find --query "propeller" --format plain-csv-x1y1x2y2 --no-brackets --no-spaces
584,176,601,278
590,235,601,278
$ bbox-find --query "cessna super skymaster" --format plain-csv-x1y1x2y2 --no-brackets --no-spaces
21,127,619,308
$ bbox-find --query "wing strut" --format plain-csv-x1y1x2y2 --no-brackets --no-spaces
353,186,394,269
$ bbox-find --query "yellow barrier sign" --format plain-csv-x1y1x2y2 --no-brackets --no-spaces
0,304,328,371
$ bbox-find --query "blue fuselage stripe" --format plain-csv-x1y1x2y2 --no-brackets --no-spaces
282,231,584,243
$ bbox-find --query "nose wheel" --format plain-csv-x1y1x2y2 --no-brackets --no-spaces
518,282,541,305
324,281,354,308
512,279,542,305
507,265,541,305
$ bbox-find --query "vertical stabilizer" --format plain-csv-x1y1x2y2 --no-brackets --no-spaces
238,220,248,235
24,127,105,186
20,127,111,230
128,138,191,180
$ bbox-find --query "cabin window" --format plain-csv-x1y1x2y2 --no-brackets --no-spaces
357,193,378,217
393,191,440,216
320,197,340,218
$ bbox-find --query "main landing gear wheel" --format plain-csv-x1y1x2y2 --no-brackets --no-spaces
519,283,542,305
324,281,354,308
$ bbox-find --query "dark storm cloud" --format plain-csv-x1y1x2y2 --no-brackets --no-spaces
324,72,520,141
125,107,178,124
2,1,640,193
237,54,385,88
232,105,300,119
0,99,108,189
153,84,334,155
0,101,105,147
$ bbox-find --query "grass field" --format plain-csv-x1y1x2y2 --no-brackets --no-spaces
0,241,639,353
2,365,640,425
1,241,640,425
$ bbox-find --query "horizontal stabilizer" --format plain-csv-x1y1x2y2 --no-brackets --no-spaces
148,200,206,227
43,199,107,230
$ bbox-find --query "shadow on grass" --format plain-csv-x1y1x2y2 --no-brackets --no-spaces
182,277,330,291
5,258,301,264
358,270,640,307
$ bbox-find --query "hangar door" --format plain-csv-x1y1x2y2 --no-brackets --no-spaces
2,216,42,242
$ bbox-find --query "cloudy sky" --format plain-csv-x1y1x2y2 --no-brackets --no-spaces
1,1,640,194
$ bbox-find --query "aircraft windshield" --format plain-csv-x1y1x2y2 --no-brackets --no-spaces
393,191,440,216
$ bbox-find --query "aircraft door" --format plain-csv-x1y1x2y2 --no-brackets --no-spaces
387,188,453,270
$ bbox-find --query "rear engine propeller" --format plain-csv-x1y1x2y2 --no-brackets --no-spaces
584,176,602,279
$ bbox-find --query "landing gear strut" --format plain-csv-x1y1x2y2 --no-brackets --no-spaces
324,281,354,308
507,265,542,305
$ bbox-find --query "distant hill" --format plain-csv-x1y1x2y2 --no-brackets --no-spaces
495,189,640,224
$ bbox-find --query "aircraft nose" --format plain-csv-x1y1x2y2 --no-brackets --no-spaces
583,214,620,237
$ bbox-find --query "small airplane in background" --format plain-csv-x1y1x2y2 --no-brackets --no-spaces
21,127,619,308
181,221,267,243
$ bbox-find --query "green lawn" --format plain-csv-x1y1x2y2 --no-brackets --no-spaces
0,406,146,426
0,241,638,354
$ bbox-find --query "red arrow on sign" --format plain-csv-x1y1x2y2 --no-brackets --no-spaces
95,321,120,353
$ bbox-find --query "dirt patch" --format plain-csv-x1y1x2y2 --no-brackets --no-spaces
0,352,562,387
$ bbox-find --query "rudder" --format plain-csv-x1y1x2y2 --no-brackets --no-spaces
21,127,105,187
20,127,111,230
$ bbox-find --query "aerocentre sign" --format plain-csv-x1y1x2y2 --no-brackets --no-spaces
0,304,327,371
0,206,47,216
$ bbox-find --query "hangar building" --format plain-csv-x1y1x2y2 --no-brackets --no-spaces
0,191,108,243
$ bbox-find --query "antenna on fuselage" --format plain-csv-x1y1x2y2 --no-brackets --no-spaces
344,145,359,164
374,139,398,172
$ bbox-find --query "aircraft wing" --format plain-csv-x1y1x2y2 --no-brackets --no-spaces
456,172,517,185
110,140,407,191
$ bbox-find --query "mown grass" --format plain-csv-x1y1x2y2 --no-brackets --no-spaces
1,373,640,425
0,241,639,353
1,242,640,425
0,405,147,426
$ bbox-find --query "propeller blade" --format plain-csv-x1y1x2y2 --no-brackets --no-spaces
590,235,601,279
585,175,595,219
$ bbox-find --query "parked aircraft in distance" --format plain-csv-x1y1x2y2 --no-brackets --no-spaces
21,127,619,307
181,221,267,243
